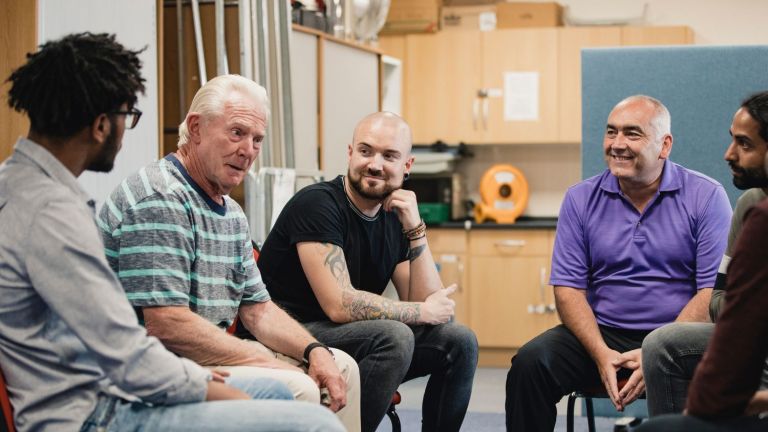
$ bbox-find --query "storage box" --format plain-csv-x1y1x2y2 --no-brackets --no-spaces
441,5,497,31
381,0,441,35
496,2,563,28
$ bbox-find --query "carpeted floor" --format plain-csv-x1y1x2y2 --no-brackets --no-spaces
375,408,618,431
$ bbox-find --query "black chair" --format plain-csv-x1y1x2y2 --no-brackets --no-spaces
566,379,644,432
386,391,402,432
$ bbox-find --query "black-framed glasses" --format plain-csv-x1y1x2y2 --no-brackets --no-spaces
111,108,143,129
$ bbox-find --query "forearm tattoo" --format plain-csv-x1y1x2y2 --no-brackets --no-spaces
318,243,421,323
408,244,426,262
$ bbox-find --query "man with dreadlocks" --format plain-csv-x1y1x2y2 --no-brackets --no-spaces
0,32,344,432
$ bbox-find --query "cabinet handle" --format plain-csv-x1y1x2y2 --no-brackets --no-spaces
482,97,489,130
494,239,526,247
473,97,480,131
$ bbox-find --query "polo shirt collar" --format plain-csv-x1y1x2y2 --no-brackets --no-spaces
13,137,92,204
599,160,681,194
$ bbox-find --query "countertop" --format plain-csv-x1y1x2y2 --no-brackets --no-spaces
427,216,558,230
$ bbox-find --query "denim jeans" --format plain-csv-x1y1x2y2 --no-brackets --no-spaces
642,322,714,416
642,322,768,417
304,319,478,432
635,413,768,432
80,377,345,432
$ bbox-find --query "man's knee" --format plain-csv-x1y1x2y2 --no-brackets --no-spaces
331,348,360,385
370,320,416,364
642,322,706,365
439,321,479,363
290,372,322,403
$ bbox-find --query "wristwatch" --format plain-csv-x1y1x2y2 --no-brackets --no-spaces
302,342,333,366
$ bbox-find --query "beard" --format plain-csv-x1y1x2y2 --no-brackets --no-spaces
347,167,402,201
729,161,768,190
87,124,120,173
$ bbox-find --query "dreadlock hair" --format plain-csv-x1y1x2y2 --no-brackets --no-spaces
6,32,146,138
741,91,768,143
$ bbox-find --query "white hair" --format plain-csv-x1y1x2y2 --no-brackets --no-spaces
177,74,270,147
618,94,671,139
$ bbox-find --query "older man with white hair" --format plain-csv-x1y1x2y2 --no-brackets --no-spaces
98,74,360,431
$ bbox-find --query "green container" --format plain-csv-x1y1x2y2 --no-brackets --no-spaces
418,203,451,224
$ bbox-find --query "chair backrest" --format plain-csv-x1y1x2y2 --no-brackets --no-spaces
0,365,15,432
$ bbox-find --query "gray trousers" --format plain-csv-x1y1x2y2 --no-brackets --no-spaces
642,322,768,416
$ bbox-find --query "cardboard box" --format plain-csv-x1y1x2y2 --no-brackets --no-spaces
381,0,441,35
441,5,497,31
496,2,563,28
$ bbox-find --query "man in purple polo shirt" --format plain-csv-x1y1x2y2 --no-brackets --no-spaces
505,95,732,432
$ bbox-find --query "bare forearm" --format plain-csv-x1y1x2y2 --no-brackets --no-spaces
405,237,443,301
144,309,268,366
554,286,608,359
676,288,712,322
242,302,315,360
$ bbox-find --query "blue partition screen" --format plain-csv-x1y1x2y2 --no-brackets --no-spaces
581,45,768,206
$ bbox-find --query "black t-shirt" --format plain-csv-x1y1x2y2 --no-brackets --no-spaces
258,176,410,323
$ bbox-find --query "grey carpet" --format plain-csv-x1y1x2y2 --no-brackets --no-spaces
375,408,618,432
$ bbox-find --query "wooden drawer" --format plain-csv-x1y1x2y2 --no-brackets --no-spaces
427,229,467,253
469,229,551,256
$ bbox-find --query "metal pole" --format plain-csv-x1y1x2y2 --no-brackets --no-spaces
190,0,207,85
214,0,229,76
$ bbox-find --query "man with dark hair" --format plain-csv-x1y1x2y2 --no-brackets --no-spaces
642,91,768,417
0,32,343,432
505,95,732,431
258,112,478,432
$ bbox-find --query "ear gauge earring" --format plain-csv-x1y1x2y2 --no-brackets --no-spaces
404,172,410,181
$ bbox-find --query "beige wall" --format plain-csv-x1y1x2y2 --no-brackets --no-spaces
0,0,36,162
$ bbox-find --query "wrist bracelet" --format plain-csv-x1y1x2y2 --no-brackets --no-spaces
302,342,333,366
403,220,426,240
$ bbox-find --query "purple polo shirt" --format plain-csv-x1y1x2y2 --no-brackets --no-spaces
550,161,731,330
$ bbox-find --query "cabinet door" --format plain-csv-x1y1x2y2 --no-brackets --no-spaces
481,28,559,144
558,27,621,143
468,255,558,347
434,253,469,325
621,26,693,45
405,31,484,144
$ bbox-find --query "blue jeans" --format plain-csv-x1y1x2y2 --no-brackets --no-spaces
304,320,478,432
642,322,714,416
81,377,345,432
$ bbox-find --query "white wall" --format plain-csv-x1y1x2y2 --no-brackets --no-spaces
38,0,159,207
531,0,768,45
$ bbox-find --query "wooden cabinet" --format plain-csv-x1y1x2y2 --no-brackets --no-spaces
482,29,559,144
404,31,484,144
467,230,559,348
427,229,469,325
382,25,692,145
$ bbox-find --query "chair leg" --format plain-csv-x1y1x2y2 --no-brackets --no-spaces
386,402,401,432
585,397,596,432
566,393,576,432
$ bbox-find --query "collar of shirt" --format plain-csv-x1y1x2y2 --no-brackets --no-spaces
598,159,683,195
13,137,94,208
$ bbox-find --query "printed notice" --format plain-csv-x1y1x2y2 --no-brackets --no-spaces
503,72,539,121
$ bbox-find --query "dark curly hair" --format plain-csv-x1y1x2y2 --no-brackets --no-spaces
6,32,146,138
741,91,768,143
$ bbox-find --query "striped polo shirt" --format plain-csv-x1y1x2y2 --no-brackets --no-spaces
98,154,267,328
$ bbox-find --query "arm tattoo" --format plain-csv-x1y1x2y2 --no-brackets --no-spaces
318,243,421,323
408,244,426,262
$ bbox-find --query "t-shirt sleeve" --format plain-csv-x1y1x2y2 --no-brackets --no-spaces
694,185,732,290
549,189,589,289
104,194,196,308
280,188,346,247
240,234,270,304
